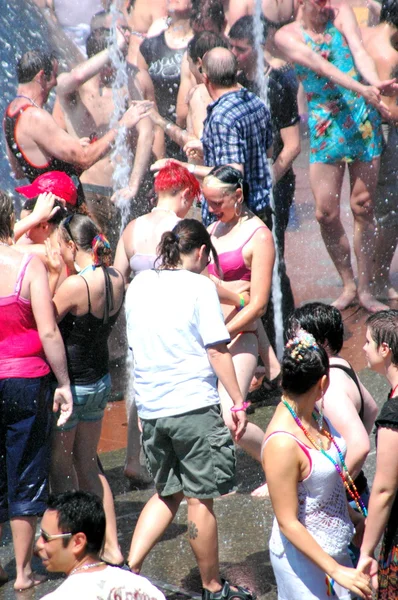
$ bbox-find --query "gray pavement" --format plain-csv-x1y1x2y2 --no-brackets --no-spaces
0,133,395,599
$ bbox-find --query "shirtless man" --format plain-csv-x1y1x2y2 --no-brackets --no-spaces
4,49,152,202
361,0,398,300
53,20,154,249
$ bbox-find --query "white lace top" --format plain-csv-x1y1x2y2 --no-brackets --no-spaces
264,421,354,558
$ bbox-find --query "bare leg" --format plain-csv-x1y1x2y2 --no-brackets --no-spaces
0,524,8,584
73,421,124,566
186,497,222,592
218,333,263,462
250,320,280,391
348,159,388,313
124,396,151,483
310,162,357,309
373,223,398,299
11,516,45,591
128,492,184,572
50,428,78,492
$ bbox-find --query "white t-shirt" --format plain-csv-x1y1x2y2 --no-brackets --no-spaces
42,566,166,600
126,269,230,419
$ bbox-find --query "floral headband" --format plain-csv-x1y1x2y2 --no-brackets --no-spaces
286,329,318,361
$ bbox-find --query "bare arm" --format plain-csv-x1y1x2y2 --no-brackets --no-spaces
337,4,387,87
264,435,372,597
126,116,154,197
29,256,72,425
148,108,197,150
322,370,370,479
275,24,391,117
30,103,152,171
114,226,133,282
273,123,300,184
207,342,247,441
359,427,398,582
176,52,194,128
226,227,275,338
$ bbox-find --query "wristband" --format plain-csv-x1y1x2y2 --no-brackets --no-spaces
230,401,251,413
187,163,196,174
238,294,245,310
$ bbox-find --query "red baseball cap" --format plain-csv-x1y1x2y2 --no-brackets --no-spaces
15,171,78,206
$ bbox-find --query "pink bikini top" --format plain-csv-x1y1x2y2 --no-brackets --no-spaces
208,223,267,281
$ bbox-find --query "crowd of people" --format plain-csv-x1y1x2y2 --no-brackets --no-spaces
1,0,398,598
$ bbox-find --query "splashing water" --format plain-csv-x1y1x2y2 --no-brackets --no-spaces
108,5,133,233
254,0,284,358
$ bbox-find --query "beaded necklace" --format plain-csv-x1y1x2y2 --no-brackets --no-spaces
282,398,367,517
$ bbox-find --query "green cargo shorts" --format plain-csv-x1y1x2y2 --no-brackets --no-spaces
141,405,236,499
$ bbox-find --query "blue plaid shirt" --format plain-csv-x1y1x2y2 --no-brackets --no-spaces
201,88,273,225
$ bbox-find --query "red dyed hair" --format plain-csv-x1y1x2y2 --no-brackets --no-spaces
154,161,201,202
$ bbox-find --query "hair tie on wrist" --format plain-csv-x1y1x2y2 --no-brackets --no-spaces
238,294,245,310
230,401,251,413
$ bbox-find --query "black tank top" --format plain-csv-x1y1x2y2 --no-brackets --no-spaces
330,362,368,495
140,32,187,160
59,266,122,385
4,102,81,183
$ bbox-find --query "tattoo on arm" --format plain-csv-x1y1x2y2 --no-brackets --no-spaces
188,521,198,540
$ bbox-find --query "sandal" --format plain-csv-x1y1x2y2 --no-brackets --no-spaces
203,579,256,600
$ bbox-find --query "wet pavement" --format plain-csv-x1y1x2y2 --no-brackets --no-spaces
0,134,397,600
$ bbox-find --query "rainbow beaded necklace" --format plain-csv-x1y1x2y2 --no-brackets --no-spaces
282,398,367,517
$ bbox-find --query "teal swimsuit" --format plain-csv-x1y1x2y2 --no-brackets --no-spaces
295,21,382,164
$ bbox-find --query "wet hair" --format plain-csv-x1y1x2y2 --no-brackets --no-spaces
188,31,229,64
22,198,68,226
204,165,248,203
202,48,237,87
60,214,112,266
86,28,110,58
366,310,398,365
282,330,329,395
47,491,105,553
16,50,54,83
191,0,226,34
287,303,344,355
91,9,125,31
154,161,201,202
380,0,398,28
229,15,268,47
156,218,220,272
0,191,14,240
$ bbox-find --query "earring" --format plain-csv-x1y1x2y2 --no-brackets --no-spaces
318,392,325,430
234,200,242,217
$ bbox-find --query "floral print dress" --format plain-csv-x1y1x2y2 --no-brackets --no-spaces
295,21,382,164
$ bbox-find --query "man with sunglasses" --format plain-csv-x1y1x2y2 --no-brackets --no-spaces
36,491,166,600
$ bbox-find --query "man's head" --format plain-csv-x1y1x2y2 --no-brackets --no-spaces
16,50,58,99
16,172,78,207
229,16,267,73
187,31,229,83
287,302,344,357
190,0,226,34
380,0,398,29
365,310,398,371
36,491,106,574
201,47,238,90
91,9,129,33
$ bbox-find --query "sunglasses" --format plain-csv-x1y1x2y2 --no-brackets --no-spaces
39,528,73,543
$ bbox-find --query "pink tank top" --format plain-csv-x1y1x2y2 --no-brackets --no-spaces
208,223,267,281
0,254,50,379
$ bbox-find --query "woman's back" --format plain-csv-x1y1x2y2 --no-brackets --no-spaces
0,250,49,378
59,266,124,385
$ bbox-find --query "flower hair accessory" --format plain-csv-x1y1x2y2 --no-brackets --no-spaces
286,329,318,361
91,233,110,265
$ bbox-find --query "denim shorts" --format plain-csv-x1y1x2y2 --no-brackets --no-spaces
0,375,52,521
141,405,236,499
56,373,111,432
